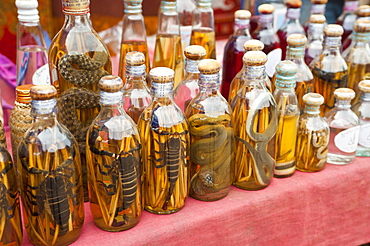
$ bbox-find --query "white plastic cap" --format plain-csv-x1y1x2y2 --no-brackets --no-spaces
16,0,40,22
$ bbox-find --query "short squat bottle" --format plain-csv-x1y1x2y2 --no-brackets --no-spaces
86,75,142,231
304,14,326,66
186,59,233,201
325,88,360,165
296,93,329,172
352,80,370,157
273,61,300,178
17,85,84,246
138,67,190,214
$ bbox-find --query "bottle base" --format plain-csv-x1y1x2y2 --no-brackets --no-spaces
190,187,229,201
327,153,355,165
144,206,183,215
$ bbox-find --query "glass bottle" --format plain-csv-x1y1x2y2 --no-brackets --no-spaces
272,61,300,178
342,19,370,105
119,0,150,80
86,75,142,231
296,93,329,172
277,0,305,61
186,59,233,201
17,85,84,246
178,0,196,50
153,0,184,88
352,80,370,157
310,24,348,116
174,45,206,112
190,0,216,59
336,0,360,42
0,120,22,246
231,51,277,190
221,10,252,101
138,67,189,214
302,0,327,32
304,14,326,66
123,51,151,123
16,0,48,87
324,88,360,165
48,0,112,200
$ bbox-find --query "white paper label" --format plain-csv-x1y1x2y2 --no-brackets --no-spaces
153,105,184,128
359,124,370,148
181,25,192,49
32,64,50,85
334,126,360,153
342,14,357,30
265,48,282,78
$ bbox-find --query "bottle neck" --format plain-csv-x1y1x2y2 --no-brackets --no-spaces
308,23,325,41
124,2,143,15
304,105,321,115
125,65,147,89
234,18,250,34
244,65,266,82
323,36,342,50
335,99,352,109
31,99,57,120
17,21,46,48
352,31,370,44
259,14,274,29
286,8,301,20
286,46,305,60
310,3,326,15
360,92,370,101
151,82,174,98
199,73,220,92
64,13,92,31
185,59,201,75
275,77,296,92
100,91,123,106
158,3,180,35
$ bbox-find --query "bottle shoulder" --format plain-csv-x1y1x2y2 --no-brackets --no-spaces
324,109,359,128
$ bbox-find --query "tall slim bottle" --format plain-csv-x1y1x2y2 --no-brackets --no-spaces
231,51,277,190
190,0,216,59
336,0,360,42
302,0,327,32
304,14,326,66
310,24,348,116
119,0,150,79
18,85,84,246
178,0,196,50
153,0,184,88
16,0,48,86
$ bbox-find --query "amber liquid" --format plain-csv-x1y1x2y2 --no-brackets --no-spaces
228,70,243,104
190,28,216,59
296,79,314,113
347,63,370,105
153,34,184,88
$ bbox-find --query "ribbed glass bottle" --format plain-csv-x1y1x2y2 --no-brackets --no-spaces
304,14,326,66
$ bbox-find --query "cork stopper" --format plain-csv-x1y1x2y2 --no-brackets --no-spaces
16,84,34,104
287,34,307,46
126,51,145,66
303,93,324,106
286,0,302,8
324,24,344,37
99,75,123,93
235,10,251,19
243,51,268,66
310,0,328,4
243,39,264,51
275,60,298,77
150,67,174,83
30,85,57,100
184,45,207,60
258,4,274,14
356,5,370,17
198,59,221,74
309,14,326,24
334,88,356,100
353,19,370,32
359,80,370,92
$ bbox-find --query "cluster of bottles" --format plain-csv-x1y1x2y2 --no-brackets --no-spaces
2,0,370,245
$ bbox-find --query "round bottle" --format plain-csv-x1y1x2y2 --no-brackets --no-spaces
304,14,326,66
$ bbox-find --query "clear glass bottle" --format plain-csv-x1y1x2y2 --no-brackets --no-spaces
16,0,48,87
123,51,151,123
186,59,233,201
221,10,252,101
342,19,370,105
178,0,196,50
48,0,112,200
324,88,360,165
310,24,348,116
304,14,326,66
277,0,305,61
138,67,189,214
296,93,329,172
272,61,300,178
153,0,184,88
231,51,277,190
336,0,359,42
190,0,216,59
352,80,370,157
17,85,84,246
174,45,206,112
302,0,327,32
86,75,142,231
0,120,22,246
119,0,150,79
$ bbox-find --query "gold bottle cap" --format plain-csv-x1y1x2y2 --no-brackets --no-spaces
303,93,325,106
243,39,264,51
198,59,221,74
287,34,307,46
286,0,302,8
258,4,275,14
356,5,370,17
324,24,344,37
235,10,251,19
310,0,328,4
150,67,174,83
98,75,123,93
353,19,370,32
30,85,57,100
62,0,90,14
359,80,370,92
126,51,146,66
16,84,34,104
184,45,207,60
334,88,356,100
243,51,268,66
309,14,326,24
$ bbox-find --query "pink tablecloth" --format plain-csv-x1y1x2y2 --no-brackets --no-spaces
20,157,370,246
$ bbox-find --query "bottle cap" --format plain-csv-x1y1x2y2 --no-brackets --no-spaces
359,80,370,92
126,51,146,66
235,10,251,20
287,34,307,46
303,93,324,106
62,0,90,14
309,14,326,24
196,0,212,7
124,0,143,4
356,5,370,17
150,67,174,83
243,39,264,51
16,0,39,22
16,84,35,104
275,60,298,76
353,19,370,32
324,24,344,37
99,75,123,93
258,4,274,14
243,51,268,66
310,0,328,4
198,59,221,74
286,0,302,8
334,88,356,100
30,85,57,100
184,45,207,60
124,0,143,13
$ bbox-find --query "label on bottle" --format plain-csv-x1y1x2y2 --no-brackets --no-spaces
265,48,282,78
153,105,185,128
32,64,50,85
342,14,357,30
62,0,90,13
38,127,71,152
180,25,192,50
200,97,228,118
359,124,370,148
105,116,136,140
334,126,360,153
